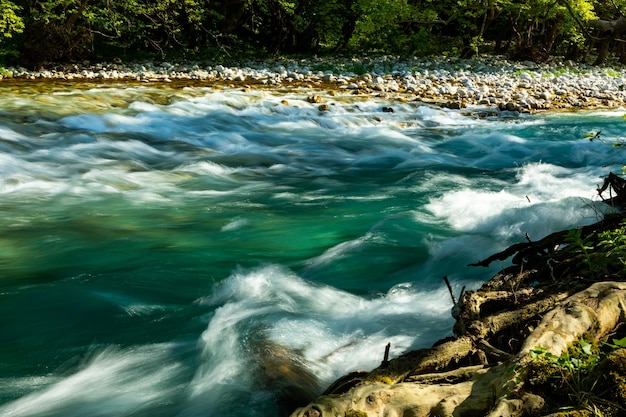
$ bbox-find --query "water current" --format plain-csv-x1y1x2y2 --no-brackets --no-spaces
0,81,623,417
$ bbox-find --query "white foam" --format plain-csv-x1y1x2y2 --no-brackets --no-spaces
427,188,525,232
414,105,481,126
0,153,68,197
0,125,26,142
426,162,603,240
0,345,184,417
178,161,235,177
128,101,161,113
192,265,454,398
221,218,250,232
304,233,373,269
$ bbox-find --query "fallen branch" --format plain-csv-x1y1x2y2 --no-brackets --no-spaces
469,213,626,268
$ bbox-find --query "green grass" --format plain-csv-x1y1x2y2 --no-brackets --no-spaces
528,337,626,415
605,68,622,77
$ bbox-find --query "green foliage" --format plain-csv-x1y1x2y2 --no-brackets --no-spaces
0,0,22,61
528,341,598,382
564,229,608,279
84,0,217,56
528,338,626,414
605,68,621,77
0,0,624,63
564,222,626,279
597,226,626,273
606,337,626,350
583,130,626,174
0,0,24,40
348,0,437,54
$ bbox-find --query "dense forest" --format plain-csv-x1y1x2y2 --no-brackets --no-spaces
1,0,626,67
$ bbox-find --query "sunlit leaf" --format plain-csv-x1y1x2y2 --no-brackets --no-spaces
612,336,626,348
580,339,592,355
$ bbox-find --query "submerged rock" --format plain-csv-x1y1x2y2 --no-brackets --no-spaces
250,340,321,414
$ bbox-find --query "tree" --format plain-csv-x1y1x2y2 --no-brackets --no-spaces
349,0,438,54
85,0,211,58
0,0,25,61
584,0,626,64
5,0,626,65
0,0,24,39
14,0,92,65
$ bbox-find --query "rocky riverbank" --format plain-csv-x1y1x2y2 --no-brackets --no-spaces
290,208,626,417
3,55,626,112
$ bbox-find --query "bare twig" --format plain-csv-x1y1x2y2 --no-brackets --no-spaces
444,276,458,306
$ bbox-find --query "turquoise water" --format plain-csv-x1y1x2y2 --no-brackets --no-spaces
0,82,622,416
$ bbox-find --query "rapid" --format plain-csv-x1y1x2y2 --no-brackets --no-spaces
0,81,621,417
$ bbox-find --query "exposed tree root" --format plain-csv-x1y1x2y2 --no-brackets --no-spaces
290,214,626,417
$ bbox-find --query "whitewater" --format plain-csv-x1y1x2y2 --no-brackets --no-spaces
0,82,622,417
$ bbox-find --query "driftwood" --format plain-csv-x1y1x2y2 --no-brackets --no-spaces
469,211,625,268
290,214,626,417
598,172,626,209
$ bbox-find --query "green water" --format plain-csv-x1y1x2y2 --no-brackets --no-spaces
0,82,620,416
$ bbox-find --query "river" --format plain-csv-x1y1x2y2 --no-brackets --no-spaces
0,82,621,417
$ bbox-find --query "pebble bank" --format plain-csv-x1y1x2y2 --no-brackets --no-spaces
3,55,626,112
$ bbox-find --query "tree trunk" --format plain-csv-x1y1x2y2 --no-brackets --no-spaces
589,15,626,36
594,40,611,65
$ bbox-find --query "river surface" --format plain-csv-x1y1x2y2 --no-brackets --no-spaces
0,82,622,417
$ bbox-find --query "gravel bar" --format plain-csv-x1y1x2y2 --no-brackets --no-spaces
4,55,626,112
